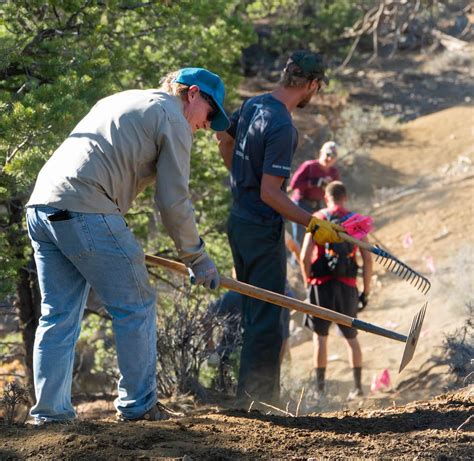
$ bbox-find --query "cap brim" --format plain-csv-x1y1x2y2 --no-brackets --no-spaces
210,100,230,131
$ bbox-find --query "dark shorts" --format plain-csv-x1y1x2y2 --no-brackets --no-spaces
305,279,358,339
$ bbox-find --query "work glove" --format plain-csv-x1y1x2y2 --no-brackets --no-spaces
358,292,369,311
187,251,220,290
307,217,344,246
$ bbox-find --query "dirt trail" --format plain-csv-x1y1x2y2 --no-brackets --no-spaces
284,104,474,411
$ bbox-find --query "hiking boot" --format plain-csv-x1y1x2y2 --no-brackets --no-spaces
116,402,184,422
27,418,74,427
347,388,364,401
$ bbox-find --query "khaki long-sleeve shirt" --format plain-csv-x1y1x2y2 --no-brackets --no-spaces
27,90,204,262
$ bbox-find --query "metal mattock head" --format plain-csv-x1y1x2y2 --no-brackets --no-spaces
399,302,428,373
375,246,431,295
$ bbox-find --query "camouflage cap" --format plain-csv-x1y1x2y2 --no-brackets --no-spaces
286,50,329,84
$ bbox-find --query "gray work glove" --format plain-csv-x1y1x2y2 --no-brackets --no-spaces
187,252,220,290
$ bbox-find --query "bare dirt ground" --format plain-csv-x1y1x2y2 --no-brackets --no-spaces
1,48,473,459
1,389,472,460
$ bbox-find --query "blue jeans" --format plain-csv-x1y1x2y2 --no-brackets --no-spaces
26,206,157,422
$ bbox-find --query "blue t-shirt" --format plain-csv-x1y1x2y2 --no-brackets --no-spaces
228,93,298,224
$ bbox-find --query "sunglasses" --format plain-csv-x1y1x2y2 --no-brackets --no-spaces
200,91,219,122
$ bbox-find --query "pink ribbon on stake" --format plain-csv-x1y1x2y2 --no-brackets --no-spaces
370,368,392,393
341,213,374,240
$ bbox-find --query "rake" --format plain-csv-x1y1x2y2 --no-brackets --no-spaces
339,231,431,295
145,254,427,373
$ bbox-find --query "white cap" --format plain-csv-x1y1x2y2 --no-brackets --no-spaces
320,141,338,157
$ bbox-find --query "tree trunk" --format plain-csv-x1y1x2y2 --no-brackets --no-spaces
8,198,41,394
16,260,41,393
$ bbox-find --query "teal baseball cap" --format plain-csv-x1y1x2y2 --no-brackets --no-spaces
174,67,230,131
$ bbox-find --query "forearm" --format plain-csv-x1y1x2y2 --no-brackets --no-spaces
300,233,313,289
216,132,234,171
261,186,312,226
155,197,205,263
361,249,373,294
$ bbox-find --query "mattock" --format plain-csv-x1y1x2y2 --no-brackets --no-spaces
338,231,431,295
145,254,428,373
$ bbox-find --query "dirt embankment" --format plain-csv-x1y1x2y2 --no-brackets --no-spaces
1,390,472,460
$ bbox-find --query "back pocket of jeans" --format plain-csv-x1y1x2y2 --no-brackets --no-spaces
50,214,94,259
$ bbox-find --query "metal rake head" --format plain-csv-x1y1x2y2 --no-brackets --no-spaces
373,246,431,295
399,302,428,372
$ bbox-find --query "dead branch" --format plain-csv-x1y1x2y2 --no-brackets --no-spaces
337,6,379,71
463,371,474,385
368,1,386,63
336,0,467,71
0,373,25,378
431,29,470,51
254,400,295,417
155,287,229,398
5,137,31,166
456,415,473,431
295,386,305,417
2,354,25,361
244,391,295,417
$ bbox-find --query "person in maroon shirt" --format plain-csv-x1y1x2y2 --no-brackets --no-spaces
300,181,372,402
289,141,340,246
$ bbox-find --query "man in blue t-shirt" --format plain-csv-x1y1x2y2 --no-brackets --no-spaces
217,50,344,406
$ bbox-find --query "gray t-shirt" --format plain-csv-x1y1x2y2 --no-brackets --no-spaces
27,90,204,262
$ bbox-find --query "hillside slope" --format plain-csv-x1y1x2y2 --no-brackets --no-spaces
284,104,473,411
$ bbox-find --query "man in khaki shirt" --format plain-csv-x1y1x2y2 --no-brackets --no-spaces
26,67,229,424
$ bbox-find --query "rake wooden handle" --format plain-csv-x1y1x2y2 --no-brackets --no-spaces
338,231,374,251
145,254,407,343
145,254,427,373
145,254,353,327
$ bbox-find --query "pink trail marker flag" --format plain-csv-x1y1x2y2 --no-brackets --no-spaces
342,213,374,240
402,232,413,248
370,368,392,392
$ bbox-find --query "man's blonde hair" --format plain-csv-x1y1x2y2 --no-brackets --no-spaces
159,71,189,99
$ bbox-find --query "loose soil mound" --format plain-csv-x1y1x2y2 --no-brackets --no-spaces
1,390,472,460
